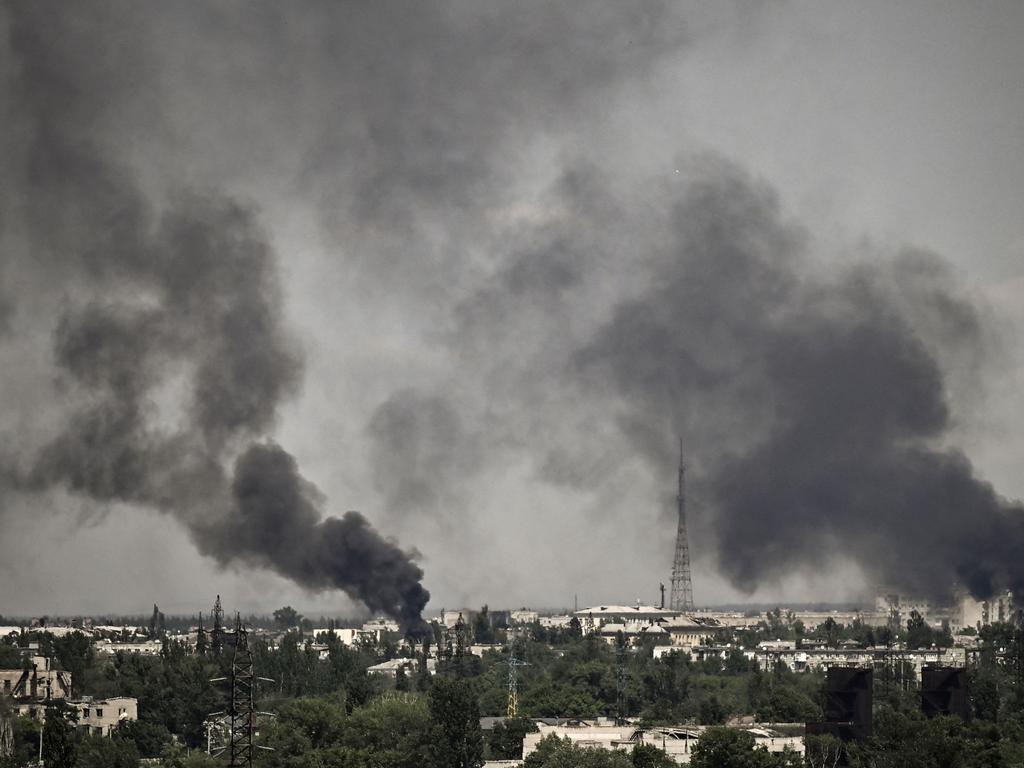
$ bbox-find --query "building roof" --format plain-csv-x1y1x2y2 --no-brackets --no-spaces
575,605,680,618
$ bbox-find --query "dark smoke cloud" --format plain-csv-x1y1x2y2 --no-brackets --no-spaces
576,159,1024,602
366,389,482,530
212,443,429,631
0,0,429,629
3,0,1021,614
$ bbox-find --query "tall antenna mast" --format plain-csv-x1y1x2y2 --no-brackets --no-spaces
669,439,695,612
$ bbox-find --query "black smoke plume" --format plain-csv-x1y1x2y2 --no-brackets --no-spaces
3,0,1022,613
576,161,1024,603
1,0,428,630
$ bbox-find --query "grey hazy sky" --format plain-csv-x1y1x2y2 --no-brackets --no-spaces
1,0,1023,618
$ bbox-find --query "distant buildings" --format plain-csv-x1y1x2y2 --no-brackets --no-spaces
574,603,718,648
0,655,71,700
311,617,401,647
753,644,967,676
0,650,137,738
366,657,436,678
10,697,138,737
520,720,803,763
93,639,164,656
951,590,1015,632
874,586,1016,633
70,697,139,736
510,610,539,625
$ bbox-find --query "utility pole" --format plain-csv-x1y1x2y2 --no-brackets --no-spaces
669,439,695,612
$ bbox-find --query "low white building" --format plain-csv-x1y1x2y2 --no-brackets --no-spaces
362,618,400,638
313,628,365,646
73,697,138,736
366,658,435,678
754,645,966,676
952,590,1015,632
510,610,539,625
12,697,138,737
575,605,680,635
93,639,164,655
665,618,718,649
522,722,802,764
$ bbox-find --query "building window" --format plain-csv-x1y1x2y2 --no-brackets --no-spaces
2,680,9,692
82,708,90,719
95,708,103,718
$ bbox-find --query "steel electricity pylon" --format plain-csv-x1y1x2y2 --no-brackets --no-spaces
208,614,274,767
504,652,530,718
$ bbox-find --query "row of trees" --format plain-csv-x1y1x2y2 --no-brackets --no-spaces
736,608,955,651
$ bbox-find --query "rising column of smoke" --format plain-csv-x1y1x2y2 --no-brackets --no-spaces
0,0,428,630
576,159,1024,603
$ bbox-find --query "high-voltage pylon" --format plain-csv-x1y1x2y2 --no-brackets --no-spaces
226,615,255,767
669,439,695,612
504,652,530,718
208,615,274,768
615,643,628,724
211,595,225,656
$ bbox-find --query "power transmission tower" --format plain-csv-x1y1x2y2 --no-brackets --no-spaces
615,643,628,724
212,595,225,656
669,439,695,612
196,612,208,657
208,615,274,767
504,652,530,718
227,616,255,767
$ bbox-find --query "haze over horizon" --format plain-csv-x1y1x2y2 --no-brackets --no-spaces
2,1,1024,620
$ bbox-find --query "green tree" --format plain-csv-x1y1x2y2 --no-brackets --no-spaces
157,742,219,768
272,606,301,630
77,732,140,768
489,716,537,760
523,734,632,767
115,718,173,758
343,695,434,767
631,742,677,767
429,677,484,768
0,644,21,669
805,733,844,768
41,701,77,768
756,686,819,722
821,618,840,649
690,727,799,768
905,610,934,650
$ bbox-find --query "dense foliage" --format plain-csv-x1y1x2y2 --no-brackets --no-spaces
0,609,1021,767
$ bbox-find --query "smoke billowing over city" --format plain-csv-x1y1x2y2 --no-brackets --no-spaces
2,0,1024,623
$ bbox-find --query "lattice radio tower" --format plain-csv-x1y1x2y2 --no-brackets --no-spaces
669,439,695,612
